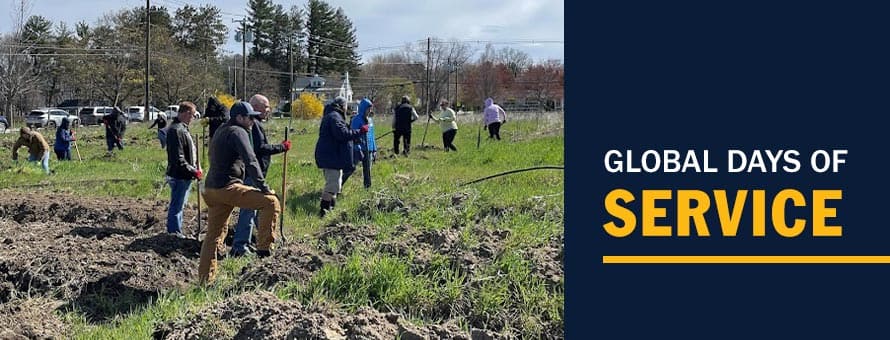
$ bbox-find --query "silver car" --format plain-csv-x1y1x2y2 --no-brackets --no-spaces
26,108,80,129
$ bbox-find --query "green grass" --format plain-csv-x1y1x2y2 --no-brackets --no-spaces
0,113,564,338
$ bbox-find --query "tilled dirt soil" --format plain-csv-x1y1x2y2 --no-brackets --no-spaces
0,191,200,328
154,291,493,340
0,190,564,339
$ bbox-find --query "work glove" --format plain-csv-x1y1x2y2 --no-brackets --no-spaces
359,125,369,133
194,169,203,180
282,140,291,151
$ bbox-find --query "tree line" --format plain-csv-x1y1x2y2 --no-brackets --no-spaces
0,0,563,122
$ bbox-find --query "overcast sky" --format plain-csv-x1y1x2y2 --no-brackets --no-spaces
1,0,563,62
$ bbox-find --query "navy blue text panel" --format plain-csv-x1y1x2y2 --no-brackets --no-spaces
570,1,890,339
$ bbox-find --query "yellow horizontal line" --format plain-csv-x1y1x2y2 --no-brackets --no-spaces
602,256,890,264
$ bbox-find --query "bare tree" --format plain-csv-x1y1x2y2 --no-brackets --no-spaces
0,1,42,125
519,59,564,111
396,38,473,113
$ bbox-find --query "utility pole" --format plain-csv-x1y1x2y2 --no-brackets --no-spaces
242,20,248,99
421,37,432,146
144,0,150,122
289,36,295,108
234,19,251,99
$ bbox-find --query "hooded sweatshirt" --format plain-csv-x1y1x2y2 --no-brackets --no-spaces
351,98,376,151
54,118,74,151
483,98,507,126
13,127,50,159
205,96,230,139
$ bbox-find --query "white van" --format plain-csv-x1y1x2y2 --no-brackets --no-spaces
127,106,163,122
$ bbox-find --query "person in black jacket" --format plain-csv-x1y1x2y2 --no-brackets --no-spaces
103,107,127,154
199,101,280,283
205,96,229,141
392,96,418,155
149,112,168,148
230,94,291,256
314,96,368,217
165,102,201,237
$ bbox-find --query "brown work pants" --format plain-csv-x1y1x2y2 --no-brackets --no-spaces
198,183,280,283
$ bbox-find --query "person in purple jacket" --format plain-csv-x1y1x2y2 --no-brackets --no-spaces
483,97,508,140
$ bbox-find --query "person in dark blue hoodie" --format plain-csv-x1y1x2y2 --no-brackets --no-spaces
314,96,368,217
345,97,374,188
53,117,75,160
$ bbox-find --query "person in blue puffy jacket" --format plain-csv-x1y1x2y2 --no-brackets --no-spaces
345,98,375,188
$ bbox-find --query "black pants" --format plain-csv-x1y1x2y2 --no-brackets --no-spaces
55,149,71,160
106,135,123,151
487,122,502,140
442,129,458,151
393,129,411,154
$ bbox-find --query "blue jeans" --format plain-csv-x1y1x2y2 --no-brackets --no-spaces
157,129,167,148
27,151,50,174
167,177,193,233
232,177,259,253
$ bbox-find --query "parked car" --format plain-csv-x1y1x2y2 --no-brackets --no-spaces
79,106,116,126
26,108,80,129
165,105,201,119
127,106,163,122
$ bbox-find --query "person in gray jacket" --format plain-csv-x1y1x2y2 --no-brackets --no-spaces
199,101,280,283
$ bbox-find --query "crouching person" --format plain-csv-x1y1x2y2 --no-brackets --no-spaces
12,127,50,174
199,101,280,283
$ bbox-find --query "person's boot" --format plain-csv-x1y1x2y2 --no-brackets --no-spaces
255,249,271,258
319,199,332,217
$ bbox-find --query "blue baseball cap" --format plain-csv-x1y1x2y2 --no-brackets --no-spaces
230,101,261,117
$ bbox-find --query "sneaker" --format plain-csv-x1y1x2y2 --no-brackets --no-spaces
168,232,187,239
256,249,271,258
229,248,252,257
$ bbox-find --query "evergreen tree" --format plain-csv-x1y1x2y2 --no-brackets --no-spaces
305,0,334,74
329,8,361,75
304,0,360,76
248,0,288,70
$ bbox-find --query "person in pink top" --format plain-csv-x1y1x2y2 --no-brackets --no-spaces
482,97,507,140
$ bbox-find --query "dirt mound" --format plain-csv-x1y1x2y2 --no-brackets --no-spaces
0,191,199,322
236,244,328,289
154,291,473,340
0,190,166,229
0,298,69,339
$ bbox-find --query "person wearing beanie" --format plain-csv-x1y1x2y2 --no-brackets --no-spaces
314,96,368,217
